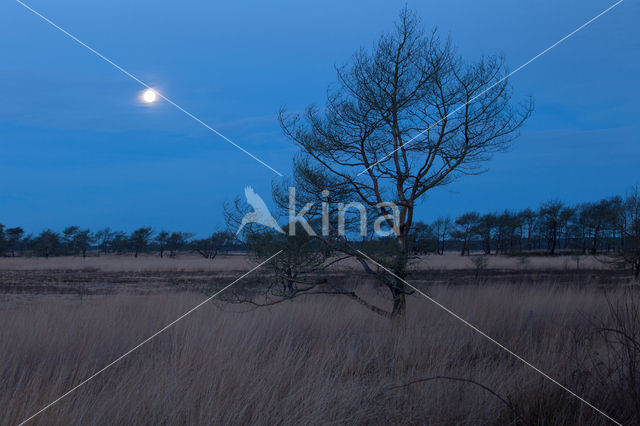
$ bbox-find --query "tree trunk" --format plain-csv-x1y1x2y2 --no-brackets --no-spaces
391,288,406,319
390,237,410,321
460,237,467,256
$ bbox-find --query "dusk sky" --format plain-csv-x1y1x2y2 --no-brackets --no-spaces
1,0,638,235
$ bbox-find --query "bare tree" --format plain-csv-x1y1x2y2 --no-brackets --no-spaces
470,255,489,281
432,216,451,255
240,223,329,302
192,231,232,259
273,7,531,319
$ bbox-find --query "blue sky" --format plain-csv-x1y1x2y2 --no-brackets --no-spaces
1,0,638,235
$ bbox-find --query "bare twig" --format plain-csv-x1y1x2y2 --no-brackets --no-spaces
388,375,522,422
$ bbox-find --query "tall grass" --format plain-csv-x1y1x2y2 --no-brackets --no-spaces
0,282,637,425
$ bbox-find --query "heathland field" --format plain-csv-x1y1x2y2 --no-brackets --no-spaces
4,0,639,424
0,251,611,272
1,254,638,425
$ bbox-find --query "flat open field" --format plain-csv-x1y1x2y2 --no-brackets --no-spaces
0,253,621,297
0,252,610,272
1,254,638,425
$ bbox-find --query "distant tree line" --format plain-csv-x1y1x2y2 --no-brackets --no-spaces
2,190,639,277
406,190,640,269
0,226,236,259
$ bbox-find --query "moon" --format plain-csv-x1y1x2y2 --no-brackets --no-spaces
142,89,157,103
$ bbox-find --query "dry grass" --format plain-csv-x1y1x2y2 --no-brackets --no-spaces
0,254,254,273
0,252,610,273
1,281,637,425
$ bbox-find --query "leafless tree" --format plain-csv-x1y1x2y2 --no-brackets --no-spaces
253,7,530,319
432,216,451,255
191,231,232,259
470,254,489,281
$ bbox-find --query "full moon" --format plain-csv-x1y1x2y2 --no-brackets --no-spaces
142,89,157,103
